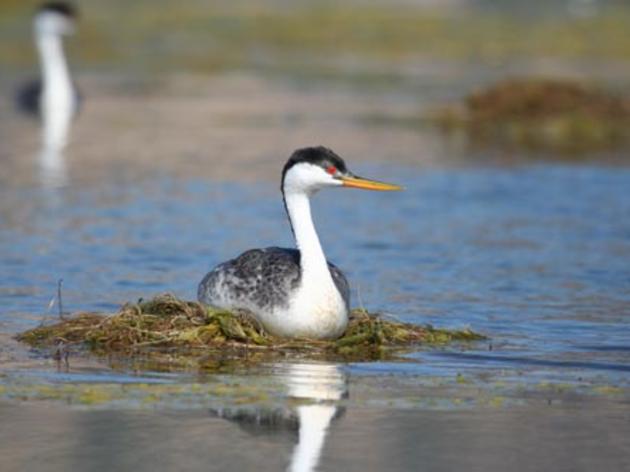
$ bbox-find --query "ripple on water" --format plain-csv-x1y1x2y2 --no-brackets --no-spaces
1,164,629,387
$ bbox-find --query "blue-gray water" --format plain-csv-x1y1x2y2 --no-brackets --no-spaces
2,22,630,465
2,163,629,383
2,159,630,472
3,0,630,467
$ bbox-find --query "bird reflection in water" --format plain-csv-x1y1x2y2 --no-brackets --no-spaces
210,362,346,472
38,143,68,188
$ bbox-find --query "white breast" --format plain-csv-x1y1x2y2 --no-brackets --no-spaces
264,278,348,339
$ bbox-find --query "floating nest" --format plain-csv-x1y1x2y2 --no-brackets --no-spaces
16,294,484,368
431,78,630,154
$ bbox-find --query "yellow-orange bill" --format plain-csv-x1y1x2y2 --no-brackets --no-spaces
341,176,402,191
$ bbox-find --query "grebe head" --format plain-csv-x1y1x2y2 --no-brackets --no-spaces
282,146,402,196
35,2,78,37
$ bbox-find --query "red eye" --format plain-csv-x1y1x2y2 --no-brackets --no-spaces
326,166,337,175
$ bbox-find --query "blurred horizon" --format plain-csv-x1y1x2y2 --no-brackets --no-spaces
2,0,630,80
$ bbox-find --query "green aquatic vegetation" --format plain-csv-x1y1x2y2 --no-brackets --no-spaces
0,380,277,407
16,294,484,365
592,386,624,396
430,78,630,154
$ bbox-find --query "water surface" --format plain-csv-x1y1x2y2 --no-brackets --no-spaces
1,29,630,468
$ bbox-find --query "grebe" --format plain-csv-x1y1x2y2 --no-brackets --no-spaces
17,2,79,150
198,146,401,339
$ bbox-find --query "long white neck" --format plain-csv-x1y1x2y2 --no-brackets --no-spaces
37,32,74,149
284,191,334,285
38,33,71,91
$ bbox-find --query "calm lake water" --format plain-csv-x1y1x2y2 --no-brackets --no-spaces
1,1,630,465
1,139,629,470
2,161,630,385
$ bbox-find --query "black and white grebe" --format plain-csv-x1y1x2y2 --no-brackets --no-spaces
198,146,401,340
17,2,79,150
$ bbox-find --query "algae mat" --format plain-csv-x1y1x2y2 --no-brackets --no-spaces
16,294,484,369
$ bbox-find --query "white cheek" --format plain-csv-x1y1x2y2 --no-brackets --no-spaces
285,164,334,193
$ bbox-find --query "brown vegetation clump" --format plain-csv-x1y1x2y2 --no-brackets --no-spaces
466,79,630,121
16,294,484,364
433,78,630,153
